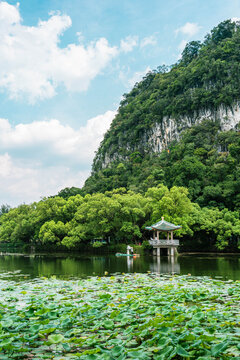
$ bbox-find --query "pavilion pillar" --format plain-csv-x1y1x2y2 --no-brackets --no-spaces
171,231,173,240
157,231,159,241
157,255,161,273
171,247,174,256
170,254,174,275
157,247,160,257
167,232,169,240
167,248,171,256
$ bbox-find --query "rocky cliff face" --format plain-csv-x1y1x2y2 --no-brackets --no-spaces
148,104,240,153
96,105,240,169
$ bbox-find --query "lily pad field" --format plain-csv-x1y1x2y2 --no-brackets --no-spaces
0,274,239,359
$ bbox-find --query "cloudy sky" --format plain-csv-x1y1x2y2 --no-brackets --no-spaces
0,0,240,206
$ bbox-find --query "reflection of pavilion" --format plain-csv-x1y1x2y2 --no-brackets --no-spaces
150,256,180,274
146,217,181,256
127,256,133,271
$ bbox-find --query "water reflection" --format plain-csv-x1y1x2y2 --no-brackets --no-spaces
179,255,240,280
0,253,239,280
150,256,180,274
127,256,133,271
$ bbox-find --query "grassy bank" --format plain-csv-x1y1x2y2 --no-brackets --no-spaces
0,273,239,359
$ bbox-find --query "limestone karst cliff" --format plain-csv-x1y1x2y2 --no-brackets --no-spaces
83,20,240,211
96,105,240,170
91,20,240,172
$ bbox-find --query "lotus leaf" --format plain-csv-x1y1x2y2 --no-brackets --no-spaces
0,274,239,358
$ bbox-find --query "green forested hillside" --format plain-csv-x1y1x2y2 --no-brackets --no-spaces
84,120,240,211
91,20,240,173
84,20,240,213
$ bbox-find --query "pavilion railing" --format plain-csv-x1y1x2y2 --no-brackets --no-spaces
149,239,179,246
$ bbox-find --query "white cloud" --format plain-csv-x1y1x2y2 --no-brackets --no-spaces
120,35,138,52
0,110,116,205
0,1,20,25
140,35,157,48
0,110,116,163
175,22,201,37
0,153,90,205
175,23,201,60
0,2,120,102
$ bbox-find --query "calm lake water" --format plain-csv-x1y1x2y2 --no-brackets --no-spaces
0,253,239,280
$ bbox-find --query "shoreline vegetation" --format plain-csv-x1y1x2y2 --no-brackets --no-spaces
0,273,239,359
0,185,240,254
0,248,240,257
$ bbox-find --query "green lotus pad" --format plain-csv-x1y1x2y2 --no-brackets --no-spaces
0,274,239,359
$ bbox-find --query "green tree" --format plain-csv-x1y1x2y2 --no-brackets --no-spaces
181,41,202,65
39,220,70,245
62,191,149,248
0,204,11,216
145,185,194,236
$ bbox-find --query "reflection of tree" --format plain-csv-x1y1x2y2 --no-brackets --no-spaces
179,256,240,280
0,254,239,280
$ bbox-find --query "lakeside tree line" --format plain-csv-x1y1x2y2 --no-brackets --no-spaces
0,185,240,252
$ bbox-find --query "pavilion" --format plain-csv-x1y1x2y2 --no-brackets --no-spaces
146,217,181,256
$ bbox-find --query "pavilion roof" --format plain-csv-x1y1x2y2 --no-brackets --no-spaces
146,217,181,232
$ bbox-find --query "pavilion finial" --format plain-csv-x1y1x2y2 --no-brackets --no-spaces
161,216,164,221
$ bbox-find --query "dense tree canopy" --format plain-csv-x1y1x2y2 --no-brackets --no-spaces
0,185,239,252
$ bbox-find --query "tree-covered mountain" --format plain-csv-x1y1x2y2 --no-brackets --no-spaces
92,20,240,170
83,20,240,212
84,120,240,211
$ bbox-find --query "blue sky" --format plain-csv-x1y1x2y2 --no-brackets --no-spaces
0,0,240,206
